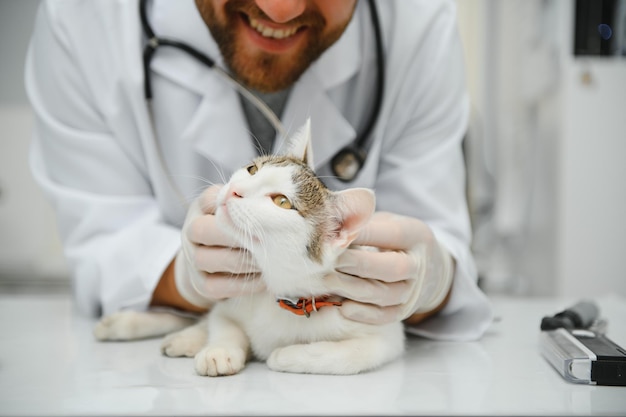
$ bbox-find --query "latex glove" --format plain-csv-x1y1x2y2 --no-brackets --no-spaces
174,185,264,308
326,212,454,325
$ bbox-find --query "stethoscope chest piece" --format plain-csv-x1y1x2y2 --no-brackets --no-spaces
331,146,366,182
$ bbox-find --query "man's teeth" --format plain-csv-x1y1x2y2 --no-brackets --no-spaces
249,18,298,39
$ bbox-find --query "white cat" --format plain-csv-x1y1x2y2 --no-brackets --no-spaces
95,120,405,376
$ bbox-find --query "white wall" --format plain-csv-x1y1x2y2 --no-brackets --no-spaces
0,0,69,285
0,105,68,281
558,57,626,296
553,0,626,298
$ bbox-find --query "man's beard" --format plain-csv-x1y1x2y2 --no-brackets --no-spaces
198,0,352,93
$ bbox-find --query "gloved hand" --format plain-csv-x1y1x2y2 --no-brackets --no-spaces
325,211,454,325
174,185,264,308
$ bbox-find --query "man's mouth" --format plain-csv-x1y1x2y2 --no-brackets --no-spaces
246,16,301,40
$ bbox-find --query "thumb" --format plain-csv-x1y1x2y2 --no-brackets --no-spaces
339,300,403,325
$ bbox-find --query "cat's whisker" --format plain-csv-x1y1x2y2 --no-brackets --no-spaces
172,173,216,186
177,164,226,192
214,165,229,186
165,173,220,205
245,128,271,158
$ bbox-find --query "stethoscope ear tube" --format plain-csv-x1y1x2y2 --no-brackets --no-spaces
142,42,157,99
140,0,155,99
140,0,218,97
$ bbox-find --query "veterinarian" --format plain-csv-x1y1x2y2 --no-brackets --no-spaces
26,0,493,340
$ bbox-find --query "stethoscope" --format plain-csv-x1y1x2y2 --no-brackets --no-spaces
140,0,384,182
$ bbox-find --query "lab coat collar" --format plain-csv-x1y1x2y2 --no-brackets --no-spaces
280,4,362,167
149,0,223,96
148,0,362,169
309,1,362,91
279,71,356,169
150,0,255,168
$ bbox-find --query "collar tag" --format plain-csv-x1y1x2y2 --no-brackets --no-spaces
276,296,342,318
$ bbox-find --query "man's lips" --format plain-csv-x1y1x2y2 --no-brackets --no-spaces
248,17,299,39
239,13,307,53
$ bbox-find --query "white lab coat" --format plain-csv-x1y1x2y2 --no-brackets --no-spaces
26,0,493,340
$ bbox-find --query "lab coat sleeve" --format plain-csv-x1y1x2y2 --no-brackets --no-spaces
25,2,181,317
375,1,493,340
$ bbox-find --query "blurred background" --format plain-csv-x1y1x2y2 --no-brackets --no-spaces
1,0,625,298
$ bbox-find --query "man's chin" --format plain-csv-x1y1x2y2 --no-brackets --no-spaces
236,75,301,93
229,59,308,93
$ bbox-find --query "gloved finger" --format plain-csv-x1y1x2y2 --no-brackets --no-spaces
198,184,224,215
335,248,417,282
194,246,260,274
193,272,265,300
338,300,404,325
352,211,433,250
188,214,240,247
323,272,411,307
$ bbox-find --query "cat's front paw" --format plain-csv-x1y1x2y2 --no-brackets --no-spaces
161,325,207,358
194,346,246,376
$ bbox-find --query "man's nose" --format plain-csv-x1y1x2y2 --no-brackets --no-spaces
254,0,306,23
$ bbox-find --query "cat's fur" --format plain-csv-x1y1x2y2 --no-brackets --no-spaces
95,120,405,375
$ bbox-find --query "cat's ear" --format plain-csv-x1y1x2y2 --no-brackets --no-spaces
331,188,376,249
285,118,315,169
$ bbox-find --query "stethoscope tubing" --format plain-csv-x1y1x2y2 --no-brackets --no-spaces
356,0,384,153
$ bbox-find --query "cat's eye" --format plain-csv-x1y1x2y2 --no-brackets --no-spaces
246,164,258,175
272,194,293,210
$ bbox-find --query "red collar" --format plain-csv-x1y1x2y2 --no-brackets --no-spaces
277,296,342,318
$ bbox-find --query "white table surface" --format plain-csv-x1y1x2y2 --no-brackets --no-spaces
0,293,625,416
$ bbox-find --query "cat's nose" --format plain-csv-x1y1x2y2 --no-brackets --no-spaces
225,184,244,200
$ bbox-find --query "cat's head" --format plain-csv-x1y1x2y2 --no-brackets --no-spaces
215,119,375,294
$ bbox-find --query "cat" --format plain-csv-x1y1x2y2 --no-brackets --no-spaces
95,119,405,375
